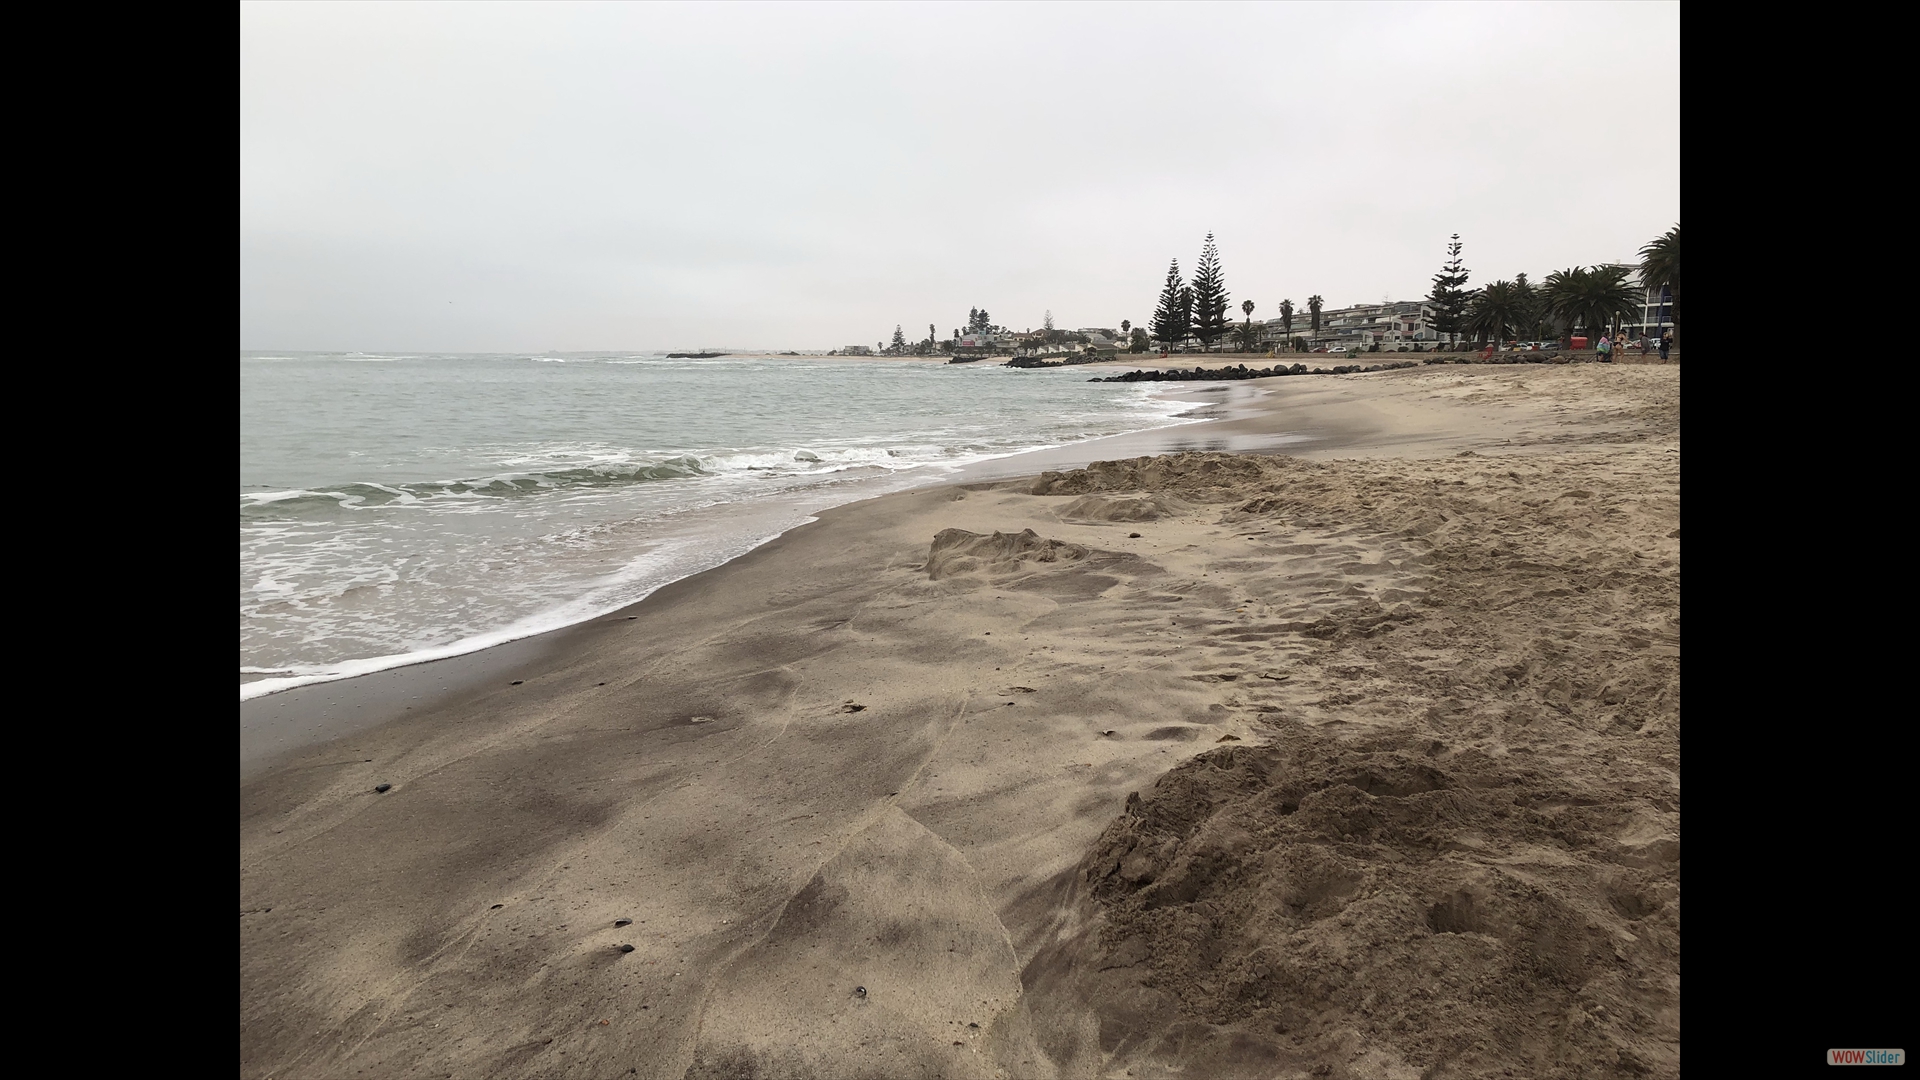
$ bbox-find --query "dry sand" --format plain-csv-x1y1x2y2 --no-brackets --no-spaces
240,363,1679,1079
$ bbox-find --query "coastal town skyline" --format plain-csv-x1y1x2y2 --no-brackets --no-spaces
242,2,1680,352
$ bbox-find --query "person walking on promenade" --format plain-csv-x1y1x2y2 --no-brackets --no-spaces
1658,331,1671,362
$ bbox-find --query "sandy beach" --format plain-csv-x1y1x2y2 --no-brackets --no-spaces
241,362,1679,1079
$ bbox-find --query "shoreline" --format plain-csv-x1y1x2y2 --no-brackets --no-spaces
242,362,1680,1079
239,374,1297,708
239,366,1434,767
239,383,1213,706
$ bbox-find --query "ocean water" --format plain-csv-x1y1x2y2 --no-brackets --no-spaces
240,353,1199,699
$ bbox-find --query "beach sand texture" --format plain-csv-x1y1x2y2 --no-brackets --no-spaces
241,364,1679,1080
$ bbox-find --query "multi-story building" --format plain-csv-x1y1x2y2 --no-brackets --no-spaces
950,333,1014,358
1599,263,1675,343
1265,301,1441,350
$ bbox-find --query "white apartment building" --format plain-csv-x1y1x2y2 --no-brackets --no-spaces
1265,300,1441,350
1596,263,1675,342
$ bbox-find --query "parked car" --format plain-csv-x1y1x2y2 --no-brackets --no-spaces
1328,345,1349,354
1311,347,1328,353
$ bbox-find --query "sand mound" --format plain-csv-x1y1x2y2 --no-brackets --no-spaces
1020,726,1678,1079
1056,494,1185,523
925,527,1088,580
1029,451,1278,499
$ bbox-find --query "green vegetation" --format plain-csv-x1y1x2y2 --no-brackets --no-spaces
1638,224,1679,345
1189,234,1231,352
1542,266,1641,346
1426,234,1471,347
1150,260,1192,350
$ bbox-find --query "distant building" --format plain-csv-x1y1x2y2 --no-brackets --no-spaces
1266,301,1439,351
840,345,873,356
950,334,1011,358
1596,263,1675,342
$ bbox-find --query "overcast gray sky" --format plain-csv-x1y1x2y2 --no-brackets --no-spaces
241,2,1679,352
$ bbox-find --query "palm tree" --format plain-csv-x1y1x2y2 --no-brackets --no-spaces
1463,281,1525,346
1542,267,1642,348
1241,299,1256,352
1279,299,1295,350
1308,295,1324,338
1512,273,1543,340
1638,224,1679,346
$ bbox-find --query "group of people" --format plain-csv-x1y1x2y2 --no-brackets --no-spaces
1595,332,1675,363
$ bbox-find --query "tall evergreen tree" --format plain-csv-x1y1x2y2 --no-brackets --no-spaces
1189,234,1231,352
1279,299,1295,348
1308,295,1324,335
1427,234,1471,346
967,307,980,334
890,325,907,353
1149,260,1191,350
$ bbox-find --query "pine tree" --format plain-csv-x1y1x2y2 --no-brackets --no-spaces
968,307,980,334
1189,234,1230,352
1149,261,1190,350
1428,234,1471,347
890,325,907,353
1044,310,1055,332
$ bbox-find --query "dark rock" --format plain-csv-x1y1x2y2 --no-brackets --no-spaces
854,986,868,998
374,783,392,793
615,918,633,927
1129,532,1142,538
1091,360,1418,383
618,944,636,954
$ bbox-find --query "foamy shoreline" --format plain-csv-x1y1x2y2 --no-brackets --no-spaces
239,383,1222,704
